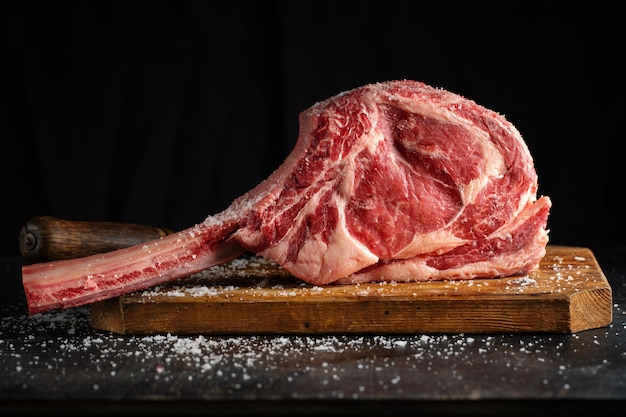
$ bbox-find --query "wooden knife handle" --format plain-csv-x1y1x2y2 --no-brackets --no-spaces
18,215,174,263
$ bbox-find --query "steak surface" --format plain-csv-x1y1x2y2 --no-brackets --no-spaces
22,80,552,314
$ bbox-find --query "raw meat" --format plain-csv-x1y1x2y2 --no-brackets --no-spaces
22,80,552,314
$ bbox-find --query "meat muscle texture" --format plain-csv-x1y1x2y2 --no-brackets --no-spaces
22,80,552,314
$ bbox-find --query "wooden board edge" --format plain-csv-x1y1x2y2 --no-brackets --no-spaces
567,246,613,333
90,298,126,334
97,296,577,336
568,286,613,334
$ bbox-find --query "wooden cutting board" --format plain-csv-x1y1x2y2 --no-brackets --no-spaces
89,245,612,335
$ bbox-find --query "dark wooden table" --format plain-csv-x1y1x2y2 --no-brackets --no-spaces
1,247,625,416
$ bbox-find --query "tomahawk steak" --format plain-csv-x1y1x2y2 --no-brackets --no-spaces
22,80,552,314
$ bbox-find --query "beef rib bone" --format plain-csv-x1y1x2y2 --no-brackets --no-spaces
22,80,552,315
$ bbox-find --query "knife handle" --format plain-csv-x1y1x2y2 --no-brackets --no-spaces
18,215,174,263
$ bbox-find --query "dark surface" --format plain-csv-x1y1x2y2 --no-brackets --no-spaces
1,247,625,416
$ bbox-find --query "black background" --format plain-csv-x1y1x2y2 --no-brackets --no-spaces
4,1,624,258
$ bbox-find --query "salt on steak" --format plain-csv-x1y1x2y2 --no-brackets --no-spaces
22,80,552,315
